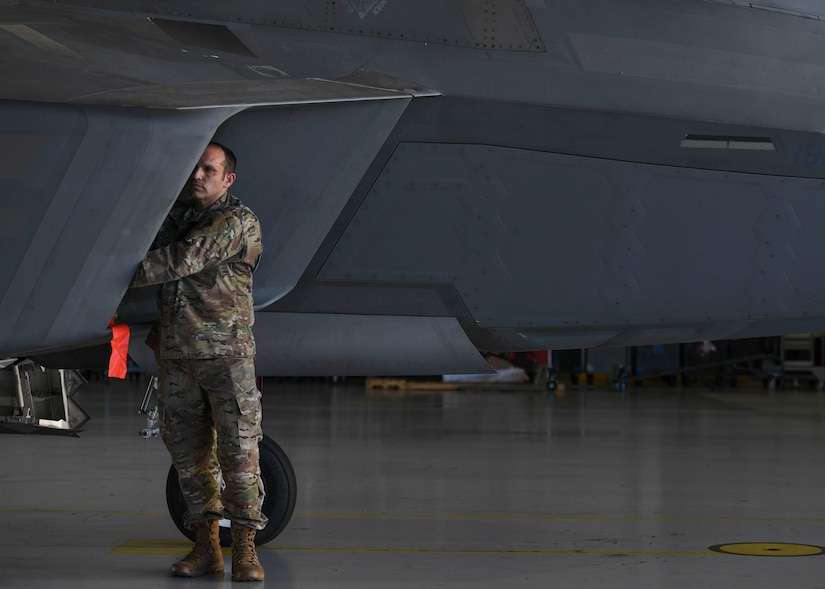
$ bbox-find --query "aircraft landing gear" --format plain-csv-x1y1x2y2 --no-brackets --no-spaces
165,434,297,546
140,377,297,546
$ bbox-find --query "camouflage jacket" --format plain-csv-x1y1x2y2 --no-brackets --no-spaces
131,192,263,359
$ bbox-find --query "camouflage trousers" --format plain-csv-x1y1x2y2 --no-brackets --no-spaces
158,357,268,530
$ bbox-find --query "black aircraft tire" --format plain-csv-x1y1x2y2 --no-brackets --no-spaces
165,434,297,546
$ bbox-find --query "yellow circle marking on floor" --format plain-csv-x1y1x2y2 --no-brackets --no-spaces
709,543,825,557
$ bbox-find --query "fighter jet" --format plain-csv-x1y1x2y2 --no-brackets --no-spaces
7,0,825,546
4,0,825,377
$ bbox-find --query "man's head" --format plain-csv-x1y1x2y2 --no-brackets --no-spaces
190,142,237,210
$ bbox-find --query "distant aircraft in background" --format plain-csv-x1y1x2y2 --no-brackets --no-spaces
4,0,825,380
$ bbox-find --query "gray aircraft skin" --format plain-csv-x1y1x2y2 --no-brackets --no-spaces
3,0,825,377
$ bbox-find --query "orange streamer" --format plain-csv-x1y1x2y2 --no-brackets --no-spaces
107,316,130,379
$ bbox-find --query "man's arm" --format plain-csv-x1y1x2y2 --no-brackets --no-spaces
131,212,245,288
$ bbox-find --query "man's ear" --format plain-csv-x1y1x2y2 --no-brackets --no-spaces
224,172,236,189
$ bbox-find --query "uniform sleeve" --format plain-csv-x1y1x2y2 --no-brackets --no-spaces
150,201,189,249
130,211,245,288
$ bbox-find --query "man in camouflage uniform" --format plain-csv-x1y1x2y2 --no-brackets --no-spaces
131,142,266,582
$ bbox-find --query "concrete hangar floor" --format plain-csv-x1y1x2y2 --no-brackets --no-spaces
2,375,825,588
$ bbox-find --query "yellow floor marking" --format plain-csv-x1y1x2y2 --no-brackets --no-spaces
268,546,716,556
111,539,231,557
109,539,715,558
709,543,825,557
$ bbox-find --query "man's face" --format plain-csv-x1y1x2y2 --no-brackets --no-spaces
190,145,235,210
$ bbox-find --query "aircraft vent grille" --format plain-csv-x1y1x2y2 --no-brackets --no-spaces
680,135,776,151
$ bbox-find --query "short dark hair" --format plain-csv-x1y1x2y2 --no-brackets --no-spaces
209,141,237,175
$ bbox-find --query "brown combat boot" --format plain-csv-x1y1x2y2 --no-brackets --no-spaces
171,520,224,577
231,523,264,582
